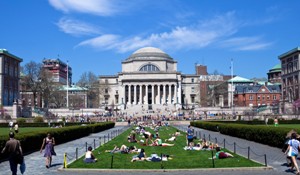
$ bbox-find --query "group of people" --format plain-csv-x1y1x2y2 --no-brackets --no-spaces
1,131,56,175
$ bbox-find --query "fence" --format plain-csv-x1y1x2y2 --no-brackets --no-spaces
64,125,267,169
177,126,268,167
63,128,125,168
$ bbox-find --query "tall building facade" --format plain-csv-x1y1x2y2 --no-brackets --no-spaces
99,47,199,114
42,59,72,85
279,47,300,113
0,49,22,106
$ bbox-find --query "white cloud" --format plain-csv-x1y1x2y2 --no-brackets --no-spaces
57,17,101,36
221,36,272,51
77,12,240,52
49,0,119,16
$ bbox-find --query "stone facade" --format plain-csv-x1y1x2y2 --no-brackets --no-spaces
99,47,199,115
0,49,22,106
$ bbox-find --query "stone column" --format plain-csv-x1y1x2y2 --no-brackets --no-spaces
139,85,143,104
158,85,161,104
134,85,137,105
178,82,182,104
145,85,148,104
163,85,166,104
128,85,131,104
152,84,155,104
124,85,127,104
174,84,177,104
168,84,172,104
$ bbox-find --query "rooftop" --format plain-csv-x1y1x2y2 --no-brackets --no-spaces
227,76,253,83
278,47,300,59
0,49,23,62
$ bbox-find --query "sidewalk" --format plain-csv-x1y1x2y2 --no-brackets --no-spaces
0,125,128,175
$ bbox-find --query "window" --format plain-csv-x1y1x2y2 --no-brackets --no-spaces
139,64,160,72
191,96,195,103
273,95,277,100
105,88,108,93
267,96,270,100
249,95,253,100
262,95,265,100
257,96,261,100
191,78,194,83
191,87,195,93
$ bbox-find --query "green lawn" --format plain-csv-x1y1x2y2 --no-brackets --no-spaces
68,126,263,169
0,127,50,136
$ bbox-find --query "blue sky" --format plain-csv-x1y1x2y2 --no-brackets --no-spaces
1,0,300,82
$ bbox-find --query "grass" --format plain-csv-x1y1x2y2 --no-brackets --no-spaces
264,124,300,129
68,126,263,169
0,127,50,136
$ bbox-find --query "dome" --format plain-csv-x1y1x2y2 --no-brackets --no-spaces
124,47,174,62
133,47,166,54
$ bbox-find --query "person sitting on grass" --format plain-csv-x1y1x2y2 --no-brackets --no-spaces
151,134,174,147
128,130,137,143
175,130,181,136
131,148,147,162
201,139,209,149
84,146,97,163
214,147,234,159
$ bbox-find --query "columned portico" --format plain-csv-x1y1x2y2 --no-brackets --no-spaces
99,46,199,115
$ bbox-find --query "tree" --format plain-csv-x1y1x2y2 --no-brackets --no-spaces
22,61,43,107
77,71,99,108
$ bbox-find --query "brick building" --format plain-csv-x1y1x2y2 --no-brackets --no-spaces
234,84,281,107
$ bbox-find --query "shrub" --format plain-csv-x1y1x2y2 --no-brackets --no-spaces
0,122,115,162
16,118,26,124
191,121,295,148
33,116,44,123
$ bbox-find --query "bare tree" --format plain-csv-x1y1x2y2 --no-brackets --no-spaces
77,71,99,108
22,61,42,107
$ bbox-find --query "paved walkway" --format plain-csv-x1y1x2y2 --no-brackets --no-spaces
0,125,128,175
0,124,295,175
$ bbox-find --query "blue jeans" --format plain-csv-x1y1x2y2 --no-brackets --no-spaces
9,158,17,175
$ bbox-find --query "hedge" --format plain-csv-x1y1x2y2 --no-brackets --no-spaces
191,121,296,148
0,122,96,128
209,119,300,125
0,122,114,162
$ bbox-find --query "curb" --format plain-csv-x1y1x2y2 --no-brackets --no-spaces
58,166,273,172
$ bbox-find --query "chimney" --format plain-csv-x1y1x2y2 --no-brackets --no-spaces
195,64,208,75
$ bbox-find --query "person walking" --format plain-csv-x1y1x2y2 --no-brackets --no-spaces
1,131,23,175
285,132,300,174
14,123,19,133
40,133,56,168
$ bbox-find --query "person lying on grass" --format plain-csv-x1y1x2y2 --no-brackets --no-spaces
131,148,147,162
105,145,139,154
165,136,176,142
151,134,174,146
84,146,97,163
184,142,202,150
214,147,234,159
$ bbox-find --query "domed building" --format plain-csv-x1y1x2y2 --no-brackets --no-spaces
99,47,199,115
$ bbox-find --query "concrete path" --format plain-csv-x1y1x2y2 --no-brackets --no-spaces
0,125,128,175
0,124,295,175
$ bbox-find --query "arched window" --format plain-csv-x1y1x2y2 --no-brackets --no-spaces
139,64,160,72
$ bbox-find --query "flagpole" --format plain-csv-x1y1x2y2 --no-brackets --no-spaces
231,59,234,114
66,60,69,108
